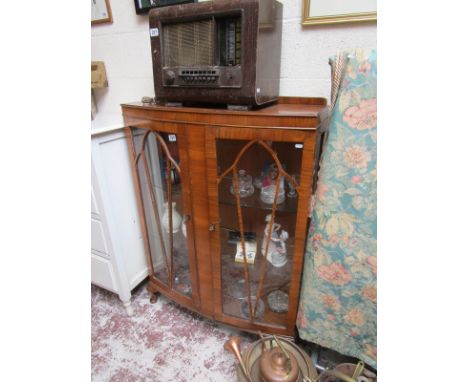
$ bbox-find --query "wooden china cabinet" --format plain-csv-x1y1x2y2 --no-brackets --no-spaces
122,96,327,337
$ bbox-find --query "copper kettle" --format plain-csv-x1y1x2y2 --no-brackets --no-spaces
259,344,300,382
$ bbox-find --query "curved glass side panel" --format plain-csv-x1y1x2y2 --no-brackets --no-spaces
132,128,192,297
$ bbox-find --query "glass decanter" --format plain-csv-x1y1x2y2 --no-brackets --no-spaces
230,169,254,198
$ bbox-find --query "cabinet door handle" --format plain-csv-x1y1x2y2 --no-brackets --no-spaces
208,223,216,232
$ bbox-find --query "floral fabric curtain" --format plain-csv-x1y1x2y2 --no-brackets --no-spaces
297,49,377,369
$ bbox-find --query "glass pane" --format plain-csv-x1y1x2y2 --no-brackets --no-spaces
216,139,303,328
132,128,192,297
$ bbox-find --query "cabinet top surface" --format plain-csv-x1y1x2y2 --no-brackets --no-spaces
121,97,327,118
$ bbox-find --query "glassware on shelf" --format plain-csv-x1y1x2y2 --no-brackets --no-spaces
257,162,286,204
225,278,258,300
240,296,265,320
182,221,187,238
162,201,182,233
181,214,189,238
261,214,289,268
260,185,285,204
267,290,289,313
174,268,191,295
287,174,299,198
230,169,254,198
253,176,262,189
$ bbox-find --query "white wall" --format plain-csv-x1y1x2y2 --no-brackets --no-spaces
91,0,376,121
280,2,376,97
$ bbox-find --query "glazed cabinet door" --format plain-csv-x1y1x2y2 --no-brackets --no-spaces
127,125,199,308
206,126,316,335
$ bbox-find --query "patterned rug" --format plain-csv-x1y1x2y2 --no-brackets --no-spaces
91,282,254,381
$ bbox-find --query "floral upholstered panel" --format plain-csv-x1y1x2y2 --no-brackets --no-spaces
297,49,377,369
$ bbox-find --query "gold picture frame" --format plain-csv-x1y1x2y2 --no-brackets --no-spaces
302,0,376,26
91,0,113,25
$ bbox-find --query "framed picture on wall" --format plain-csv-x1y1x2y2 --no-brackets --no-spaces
134,0,196,15
302,0,377,26
91,0,113,25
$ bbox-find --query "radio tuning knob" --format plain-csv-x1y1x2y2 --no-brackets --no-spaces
166,70,175,84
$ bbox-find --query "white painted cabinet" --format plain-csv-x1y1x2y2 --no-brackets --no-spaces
91,125,148,315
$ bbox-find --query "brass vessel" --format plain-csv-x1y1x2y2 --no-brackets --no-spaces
224,335,317,382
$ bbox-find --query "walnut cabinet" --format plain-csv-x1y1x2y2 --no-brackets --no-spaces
122,97,327,337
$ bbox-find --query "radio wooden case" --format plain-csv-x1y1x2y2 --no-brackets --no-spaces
149,0,283,107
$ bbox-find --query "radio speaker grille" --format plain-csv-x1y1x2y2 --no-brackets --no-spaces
163,19,214,67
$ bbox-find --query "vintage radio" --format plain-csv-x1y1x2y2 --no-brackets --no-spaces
134,0,196,15
149,0,283,108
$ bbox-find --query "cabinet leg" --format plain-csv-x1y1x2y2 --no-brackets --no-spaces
147,282,159,304
122,300,134,316
149,292,159,304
